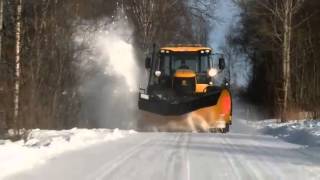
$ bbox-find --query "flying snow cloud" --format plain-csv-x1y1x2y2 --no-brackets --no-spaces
74,12,141,129
75,14,138,91
94,28,138,92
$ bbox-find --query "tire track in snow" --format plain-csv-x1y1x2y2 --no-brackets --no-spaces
164,134,181,180
222,135,263,179
248,137,285,179
165,133,185,180
186,135,191,180
86,134,159,180
111,133,183,180
215,134,242,180
163,133,191,180
248,136,319,179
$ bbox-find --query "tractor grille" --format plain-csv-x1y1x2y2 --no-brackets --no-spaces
173,77,196,95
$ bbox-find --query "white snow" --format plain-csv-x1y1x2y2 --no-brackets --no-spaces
0,128,136,179
244,119,320,147
7,132,320,180
2,120,320,180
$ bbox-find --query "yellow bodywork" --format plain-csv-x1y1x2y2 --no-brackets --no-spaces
195,84,209,93
161,45,212,53
174,70,196,78
174,70,209,93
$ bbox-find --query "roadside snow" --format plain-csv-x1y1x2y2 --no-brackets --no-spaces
244,119,320,147
0,128,136,179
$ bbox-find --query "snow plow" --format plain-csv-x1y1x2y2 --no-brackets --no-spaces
138,44,232,133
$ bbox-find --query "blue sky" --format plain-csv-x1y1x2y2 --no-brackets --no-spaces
210,0,239,51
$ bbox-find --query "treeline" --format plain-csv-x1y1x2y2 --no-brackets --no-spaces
126,0,216,49
0,0,216,132
229,0,320,120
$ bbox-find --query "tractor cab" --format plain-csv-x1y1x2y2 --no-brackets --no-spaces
146,45,227,95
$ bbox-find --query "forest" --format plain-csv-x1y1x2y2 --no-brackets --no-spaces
229,0,320,121
0,0,319,135
0,0,216,132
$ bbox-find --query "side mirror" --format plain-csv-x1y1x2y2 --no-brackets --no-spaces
145,57,152,69
219,58,225,70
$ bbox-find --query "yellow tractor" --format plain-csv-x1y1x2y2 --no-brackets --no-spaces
138,44,232,133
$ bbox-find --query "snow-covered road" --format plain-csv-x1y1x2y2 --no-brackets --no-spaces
6,120,320,180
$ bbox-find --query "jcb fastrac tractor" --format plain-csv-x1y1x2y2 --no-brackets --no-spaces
138,44,232,133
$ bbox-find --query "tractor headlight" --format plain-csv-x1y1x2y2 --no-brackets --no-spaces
155,70,162,77
208,68,218,77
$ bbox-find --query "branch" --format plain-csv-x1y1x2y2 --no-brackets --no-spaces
293,11,319,29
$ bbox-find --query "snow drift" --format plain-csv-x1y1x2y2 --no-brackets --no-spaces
245,119,320,147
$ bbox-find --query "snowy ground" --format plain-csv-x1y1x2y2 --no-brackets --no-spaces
0,128,136,179
244,119,320,147
1,119,320,180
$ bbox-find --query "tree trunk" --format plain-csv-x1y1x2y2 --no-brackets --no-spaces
281,0,293,121
0,0,3,62
13,0,22,133
0,0,3,134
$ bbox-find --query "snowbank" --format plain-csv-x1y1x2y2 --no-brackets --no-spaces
245,119,320,147
0,128,136,179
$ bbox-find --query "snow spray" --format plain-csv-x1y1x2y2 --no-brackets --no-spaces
75,12,140,129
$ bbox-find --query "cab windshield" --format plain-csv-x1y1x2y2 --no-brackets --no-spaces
159,53,210,76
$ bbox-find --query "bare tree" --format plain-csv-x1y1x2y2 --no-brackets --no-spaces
257,0,305,121
125,0,158,49
125,0,217,48
189,0,217,44
0,0,3,62
0,0,3,134
13,0,22,132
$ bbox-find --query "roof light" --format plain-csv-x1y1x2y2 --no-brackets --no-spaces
166,51,170,54
160,50,165,53
205,50,210,53
200,50,205,54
